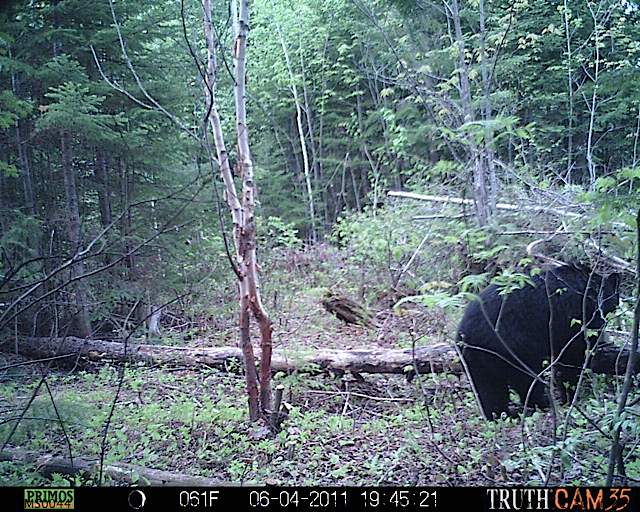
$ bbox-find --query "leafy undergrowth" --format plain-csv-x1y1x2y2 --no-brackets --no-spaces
2,357,637,487
1,247,639,487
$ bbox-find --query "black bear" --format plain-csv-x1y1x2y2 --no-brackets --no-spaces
457,264,619,419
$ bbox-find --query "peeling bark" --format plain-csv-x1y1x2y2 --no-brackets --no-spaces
4,336,636,378
203,0,272,421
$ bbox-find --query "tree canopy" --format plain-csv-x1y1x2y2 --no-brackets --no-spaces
0,0,639,339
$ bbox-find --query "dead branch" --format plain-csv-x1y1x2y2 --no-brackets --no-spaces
526,237,567,267
0,446,233,486
388,190,586,218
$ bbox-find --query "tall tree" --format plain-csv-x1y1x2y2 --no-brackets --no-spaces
201,0,273,420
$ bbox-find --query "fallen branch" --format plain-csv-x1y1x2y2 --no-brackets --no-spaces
388,190,586,218
0,446,233,486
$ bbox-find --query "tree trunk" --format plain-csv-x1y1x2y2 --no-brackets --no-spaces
118,157,135,271
203,0,272,421
4,336,636,378
276,22,316,243
96,150,112,230
60,131,92,338
235,0,273,416
446,0,489,225
562,0,574,182
17,121,35,217
479,0,497,221
203,0,258,421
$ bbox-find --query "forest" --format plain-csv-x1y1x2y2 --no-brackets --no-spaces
1,0,640,489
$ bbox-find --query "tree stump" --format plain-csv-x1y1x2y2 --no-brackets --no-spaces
321,290,374,327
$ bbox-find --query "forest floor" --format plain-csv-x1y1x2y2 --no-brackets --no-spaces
0,247,633,487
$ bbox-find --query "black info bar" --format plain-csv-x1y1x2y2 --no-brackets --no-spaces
7,486,637,511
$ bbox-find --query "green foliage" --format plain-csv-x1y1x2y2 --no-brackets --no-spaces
0,2,638,489
36,82,124,142
0,89,30,130
0,386,99,448
0,461,48,486
258,216,302,249
0,89,31,177
0,211,42,274
333,204,428,291
0,160,18,178
490,270,535,297
589,167,640,231
396,268,533,318
0,0,637,338
2,283,639,487
36,54,89,87
458,273,491,294
396,290,467,312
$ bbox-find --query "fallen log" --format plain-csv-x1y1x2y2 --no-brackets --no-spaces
1,336,637,376
1,336,460,375
0,446,233,486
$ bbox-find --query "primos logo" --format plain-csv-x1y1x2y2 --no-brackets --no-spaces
24,489,74,509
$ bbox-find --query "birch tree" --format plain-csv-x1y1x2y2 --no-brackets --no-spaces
275,22,317,243
444,0,490,224
203,0,273,421
96,0,273,422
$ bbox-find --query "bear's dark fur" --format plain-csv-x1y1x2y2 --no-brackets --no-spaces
457,264,619,419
